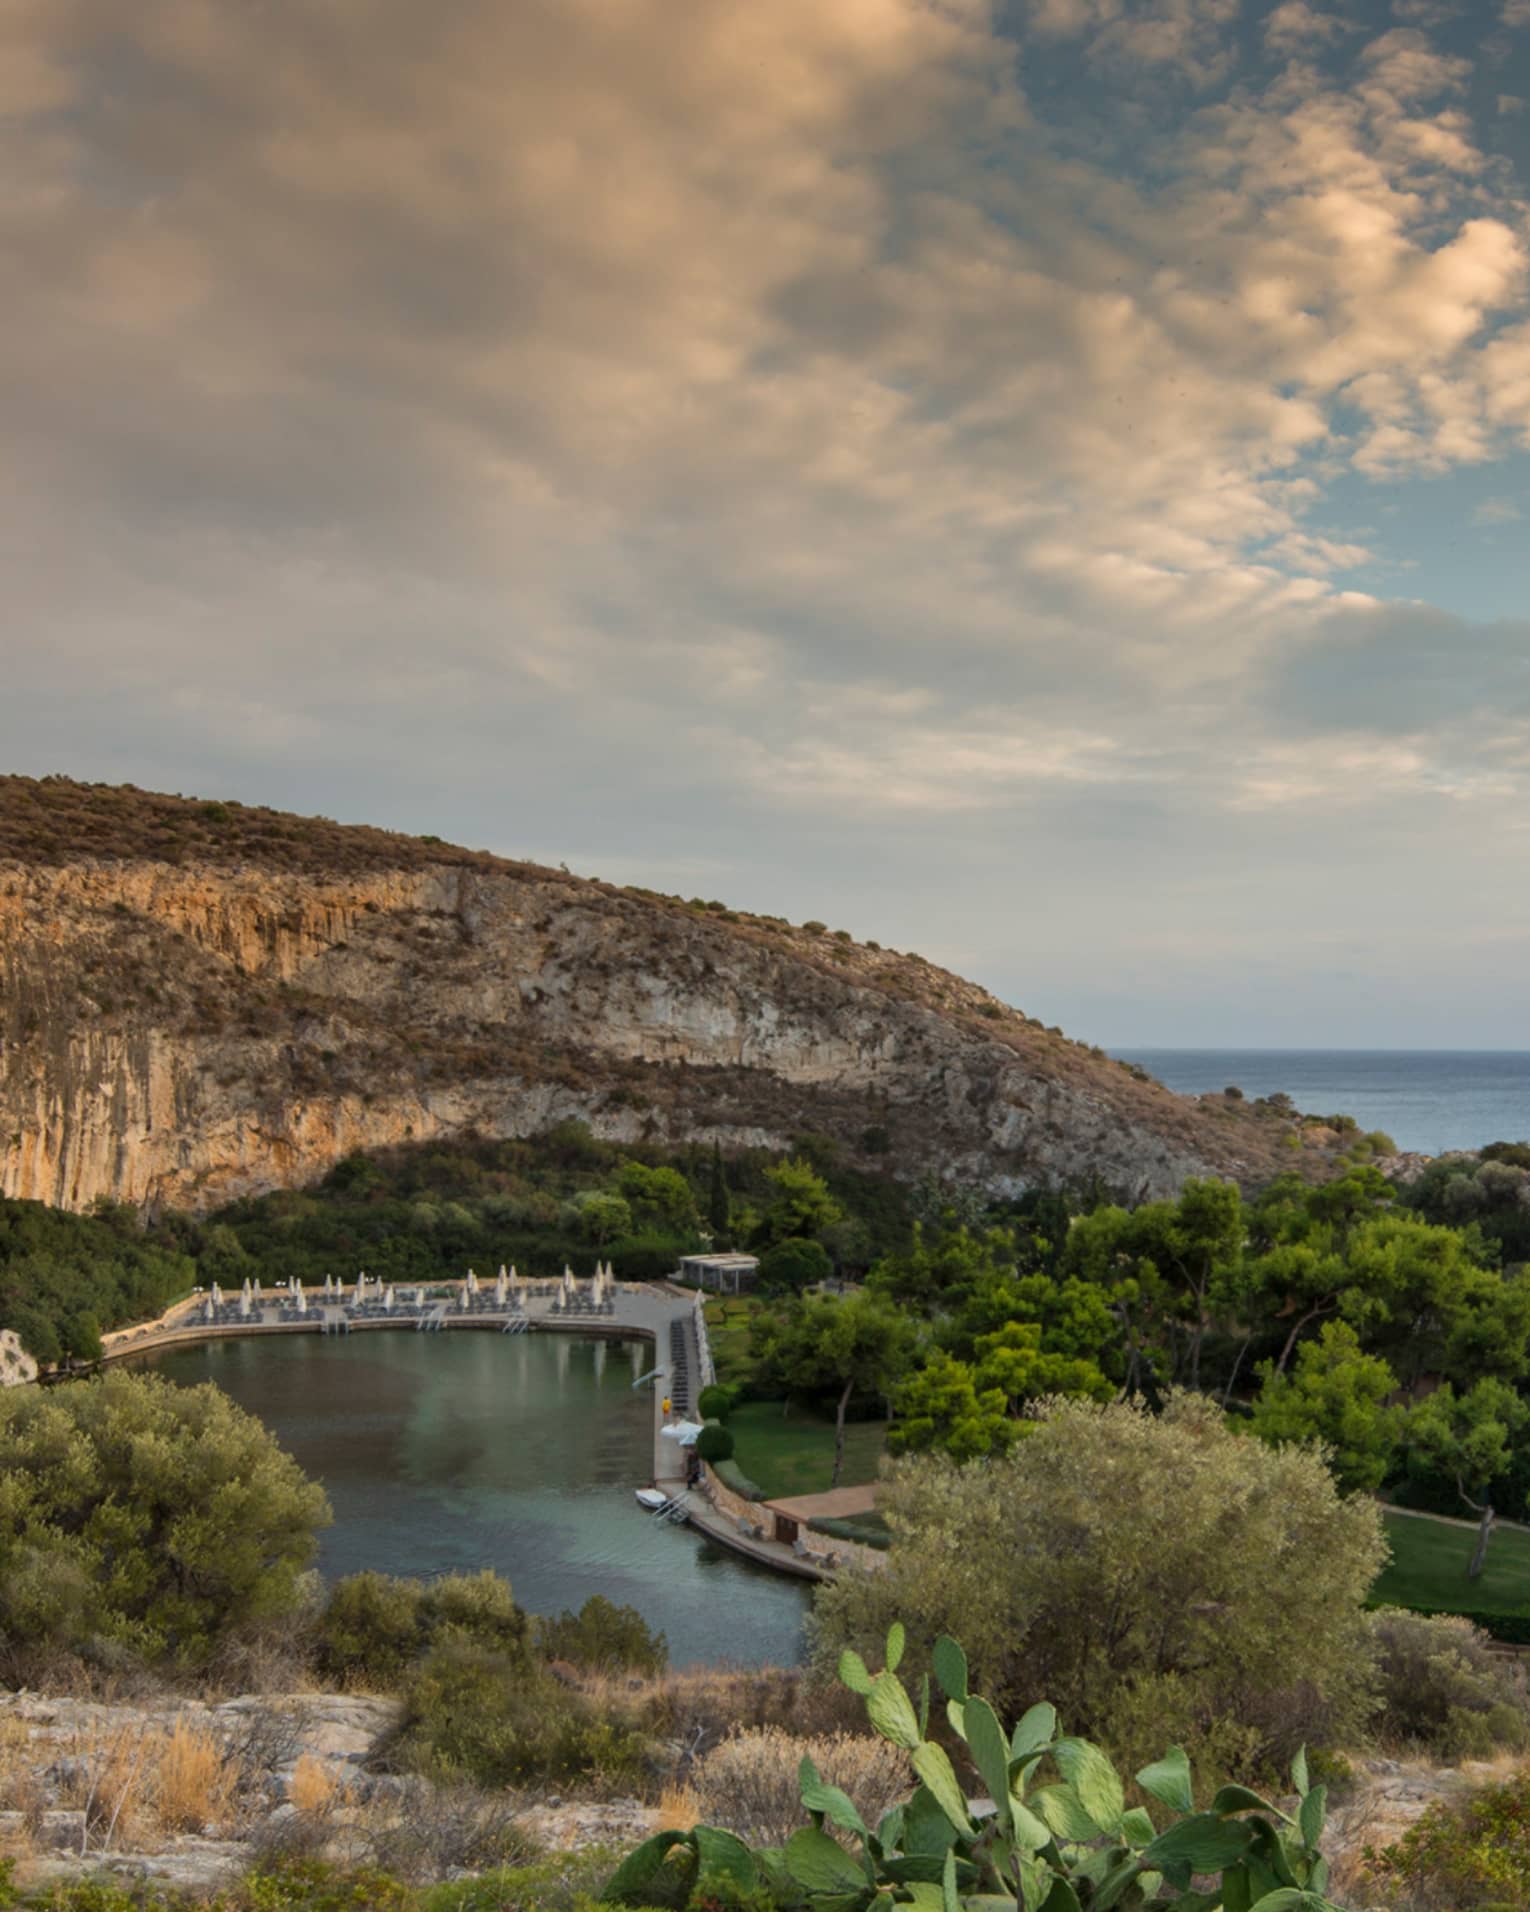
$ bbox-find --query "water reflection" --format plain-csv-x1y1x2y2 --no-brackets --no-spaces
138,1330,810,1667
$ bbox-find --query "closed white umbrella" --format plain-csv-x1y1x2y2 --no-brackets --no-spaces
384,1285,395,1312
295,1285,307,1315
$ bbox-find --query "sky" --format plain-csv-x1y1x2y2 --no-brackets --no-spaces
4,0,1530,1048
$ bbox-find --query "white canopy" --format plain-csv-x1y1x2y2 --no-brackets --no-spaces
660,1420,705,1446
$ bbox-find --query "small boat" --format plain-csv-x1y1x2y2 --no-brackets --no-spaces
635,1486,670,1512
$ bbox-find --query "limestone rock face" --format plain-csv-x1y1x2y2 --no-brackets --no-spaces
0,786,1323,1214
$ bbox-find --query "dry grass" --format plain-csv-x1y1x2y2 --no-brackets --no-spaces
0,1716,47,1854
153,1717,242,1834
288,1751,348,1817
655,1781,700,1832
692,1728,909,1847
47,1714,247,1852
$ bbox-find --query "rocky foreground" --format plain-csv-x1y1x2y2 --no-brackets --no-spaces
0,1688,654,1895
0,1682,1506,1903
0,776,1348,1214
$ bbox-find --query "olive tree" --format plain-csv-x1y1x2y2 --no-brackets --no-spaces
0,1369,330,1667
812,1394,1385,1785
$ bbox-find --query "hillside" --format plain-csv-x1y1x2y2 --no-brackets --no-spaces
0,776,1347,1213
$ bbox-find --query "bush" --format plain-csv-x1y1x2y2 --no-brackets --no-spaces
0,1370,330,1669
693,1728,910,1846
696,1385,733,1422
1371,1771,1530,1909
811,1393,1385,1788
319,1572,425,1688
711,1459,765,1501
537,1595,668,1676
1366,1607,1530,1758
319,1570,529,1691
757,1238,831,1291
398,1640,646,1788
695,1424,735,1464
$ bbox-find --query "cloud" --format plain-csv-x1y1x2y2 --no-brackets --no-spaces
1474,495,1523,521
3,0,1530,1041
1265,3,1353,52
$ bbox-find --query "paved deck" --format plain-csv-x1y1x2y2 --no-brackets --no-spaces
765,1483,880,1523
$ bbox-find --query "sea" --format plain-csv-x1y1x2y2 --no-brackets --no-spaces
1111,1051,1530,1158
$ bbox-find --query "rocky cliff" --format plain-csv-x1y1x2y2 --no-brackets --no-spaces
0,776,1335,1213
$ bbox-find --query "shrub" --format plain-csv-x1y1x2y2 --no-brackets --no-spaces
811,1393,1385,1788
537,1595,668,1676
0,1370,330,1669
319,1570,529,1692
711,1458,765,1501
1371,1771,1530,1909
693,1728,909,1846
319,1573,425,1688
1366,1607,1530,1758
398,1640,646,1788
695,1424,735,1464
696,1385,733,1423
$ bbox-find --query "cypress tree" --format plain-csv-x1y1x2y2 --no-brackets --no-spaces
708,1140,730,1241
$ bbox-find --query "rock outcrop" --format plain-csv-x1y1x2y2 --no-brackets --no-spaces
0,776,1339,1213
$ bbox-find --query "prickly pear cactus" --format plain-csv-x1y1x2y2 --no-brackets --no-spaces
603,1622,1348,1912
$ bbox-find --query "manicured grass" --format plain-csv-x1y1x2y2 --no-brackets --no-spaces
702,1295,767,1390
727,1398,889,1499
1373,1509,1530,1617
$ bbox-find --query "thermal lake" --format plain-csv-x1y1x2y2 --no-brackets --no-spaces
138,1328,811,1667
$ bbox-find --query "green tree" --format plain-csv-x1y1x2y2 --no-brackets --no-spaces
1249,1320,1401,1495
816,1394,1385,1784
574,1190,633,1246
1407,1378,1530,1579
971,1321,1113,1412
0,1370,330,1666
756,1292,915,1483
887,1351,1014,1463
63,1311,103,1364
868,1224,1015,1312
707,1141,730,1242
615,1163,699,1235
761,1158,842,1245
758,1236,833,1290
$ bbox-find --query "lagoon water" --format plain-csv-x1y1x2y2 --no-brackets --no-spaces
1115,1049,1530,1156
140,1330,811,1667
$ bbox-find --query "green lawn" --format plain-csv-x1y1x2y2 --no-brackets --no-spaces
727,1398,889,1499
1373,1510,1530,1616
702,1296,766,1390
